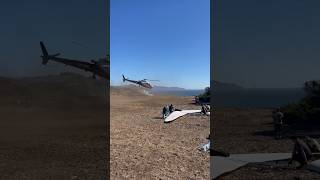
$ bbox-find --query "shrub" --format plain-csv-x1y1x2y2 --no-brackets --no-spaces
196,87,210,104
282,80,320,125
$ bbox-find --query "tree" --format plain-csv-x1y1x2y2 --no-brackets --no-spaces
303,80,320,107
196,87,210,104
282,80,320,125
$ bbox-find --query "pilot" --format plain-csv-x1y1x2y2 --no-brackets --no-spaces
169,104,175,113
201,104,207,114
165,105,170,118
273,108,284,139
162,106,167,118
162,105,170,118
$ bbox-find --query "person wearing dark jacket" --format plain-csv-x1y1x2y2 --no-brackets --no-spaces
169,104,175,113
273,108,284,139
162,105,170,118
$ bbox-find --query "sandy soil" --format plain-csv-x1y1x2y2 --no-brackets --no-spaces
213,107,320,179
110,87,210,179
0,74,108,180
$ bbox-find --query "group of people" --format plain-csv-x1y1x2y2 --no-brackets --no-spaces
162,104,181,118
201,104,210,115
271,108,320,167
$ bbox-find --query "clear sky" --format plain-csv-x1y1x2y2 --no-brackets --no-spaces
110,0,210,89
0,0,107,77
213,0,320,88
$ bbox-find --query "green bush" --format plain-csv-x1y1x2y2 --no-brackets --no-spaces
282,80,320,125
196,87,210,104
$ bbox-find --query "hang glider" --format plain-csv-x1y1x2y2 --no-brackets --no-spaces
211,153,292,179
210,152,320,179
308,159,320,173
40,41,109,79
164,110,202,123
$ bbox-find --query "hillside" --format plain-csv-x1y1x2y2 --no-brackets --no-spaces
212,80,244,92
110,85,149,96
0,73,108,107
0,72,108,179
151,86,186,92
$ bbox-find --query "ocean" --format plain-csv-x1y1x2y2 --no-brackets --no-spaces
213,88,305,108
152,90,204,96
153,88,306,108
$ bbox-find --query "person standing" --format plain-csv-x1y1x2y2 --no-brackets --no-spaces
201,104,208,114
162,105,170,119
162,106,167,119
169,104,175,113
273,108,284,139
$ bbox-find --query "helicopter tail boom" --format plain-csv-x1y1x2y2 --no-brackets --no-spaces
40,41,61,65
122,74,126,82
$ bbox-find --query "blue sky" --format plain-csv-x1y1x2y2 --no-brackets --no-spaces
110,0,210,89
213,0,320,88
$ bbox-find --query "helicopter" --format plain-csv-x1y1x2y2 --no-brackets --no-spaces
40,41,109,79
122,75,159,89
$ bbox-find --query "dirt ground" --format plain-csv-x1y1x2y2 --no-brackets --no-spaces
213,107,320,179
0,74,108,180
110,87,210,179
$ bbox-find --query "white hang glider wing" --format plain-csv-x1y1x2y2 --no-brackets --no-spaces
211,153,292,179
164,110,202,123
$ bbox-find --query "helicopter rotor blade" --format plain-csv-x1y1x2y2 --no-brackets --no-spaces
143,79,160,82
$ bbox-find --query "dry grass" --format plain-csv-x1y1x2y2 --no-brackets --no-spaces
111,88,210,179
0,74,108,180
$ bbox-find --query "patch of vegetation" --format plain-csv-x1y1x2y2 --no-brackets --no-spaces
195,87,210,104
282,80,320,125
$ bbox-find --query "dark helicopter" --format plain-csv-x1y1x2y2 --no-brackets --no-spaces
40,41,109,79
122,75,159,89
